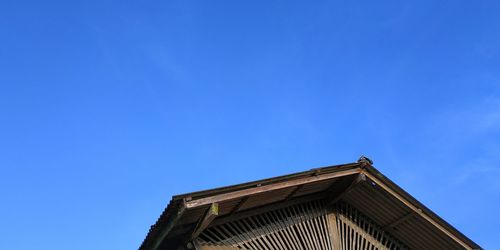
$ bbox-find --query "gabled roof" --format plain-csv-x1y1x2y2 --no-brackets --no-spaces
140,159,481,250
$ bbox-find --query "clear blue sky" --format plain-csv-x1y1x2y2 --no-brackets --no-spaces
1,1,499,249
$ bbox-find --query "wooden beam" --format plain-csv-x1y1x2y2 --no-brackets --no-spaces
364,172,473,250
229,196,249,215
326,212,341,250
383,212,415,231
284,171,332,202
190,203,219,241
210,192,328,227
186,168,361,208
284,184,303,201
337,213,390,250
326,173,366,207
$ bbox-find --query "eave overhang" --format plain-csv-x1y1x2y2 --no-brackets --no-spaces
140,161,481,250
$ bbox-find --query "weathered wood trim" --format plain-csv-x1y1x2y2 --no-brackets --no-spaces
190,203,219,241
383,212,416,231
326,211,341,250
210,192,327,227
326,173,366,207
337,212,390,250
186,168,361,208
284,184,303,201
229,197,249,215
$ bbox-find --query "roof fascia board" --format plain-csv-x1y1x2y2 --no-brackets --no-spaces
363,170,473,250
173,163,361,200
185,168,362,208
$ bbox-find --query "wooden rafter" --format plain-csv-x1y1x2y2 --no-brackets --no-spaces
326,173,366,207
186,168,361,208
210,192,326,227
190,203,219,241
383,212,415,231
284,184,303,201
229,197,249,215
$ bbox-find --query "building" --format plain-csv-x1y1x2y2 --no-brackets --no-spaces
139,157,481,250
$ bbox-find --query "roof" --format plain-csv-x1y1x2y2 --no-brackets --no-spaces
140,160,481,250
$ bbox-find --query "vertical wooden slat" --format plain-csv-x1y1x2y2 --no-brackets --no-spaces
269,210,298,250
276,208,303,250
287,205,310,249
299,203,321,249
196,200,406,250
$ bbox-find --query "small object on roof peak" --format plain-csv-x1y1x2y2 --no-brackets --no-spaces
358,155,373,166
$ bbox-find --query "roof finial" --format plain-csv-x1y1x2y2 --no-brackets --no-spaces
358,155,373,166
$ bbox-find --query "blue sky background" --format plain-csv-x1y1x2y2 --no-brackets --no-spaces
1,1,499,249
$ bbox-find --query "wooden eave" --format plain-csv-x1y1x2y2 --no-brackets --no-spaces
139,161,481,250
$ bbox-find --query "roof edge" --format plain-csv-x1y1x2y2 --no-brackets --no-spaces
140,159,482,250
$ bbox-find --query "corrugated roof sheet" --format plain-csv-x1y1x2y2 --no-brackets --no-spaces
140,160,481,250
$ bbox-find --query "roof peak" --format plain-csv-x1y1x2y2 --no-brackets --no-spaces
358,155,373,166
